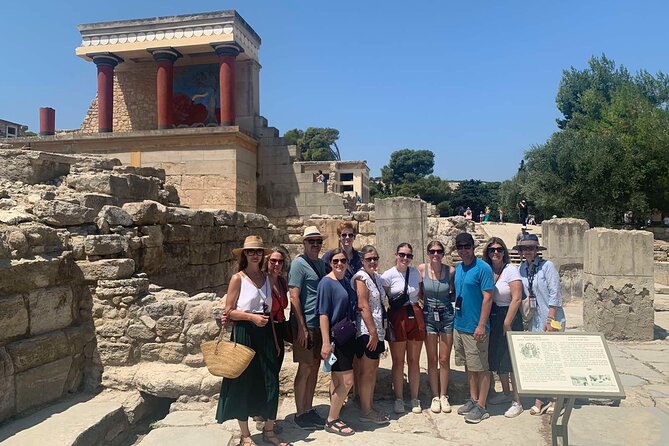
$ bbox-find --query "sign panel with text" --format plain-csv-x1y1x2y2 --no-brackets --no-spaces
507,332,625,398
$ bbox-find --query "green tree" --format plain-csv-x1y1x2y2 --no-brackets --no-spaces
282,127,341,161
515,55,669,226
380,149,434,192
450,180,500,217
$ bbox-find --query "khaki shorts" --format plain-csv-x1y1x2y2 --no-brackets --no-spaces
454,329,489,372
291,326,323,364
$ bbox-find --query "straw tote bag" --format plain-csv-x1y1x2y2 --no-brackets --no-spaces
201,323,255,378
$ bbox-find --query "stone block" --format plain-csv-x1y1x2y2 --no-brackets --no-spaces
113,165,166,181
27,286,74,335
15,356,72,413
165,208,214,226
159,342,186,363
240,212,270,228
583,273,655,341
84,234,125,256
97,320,128,338
5,330,70,372
542,218,589,270
0,256,67,294
140,343,162,361
0,347,15,421
76,259,135,281
656,262,669,287
32,200,97,227
78,193,115,214
212,209,244,227
358,220,376,234
97,342,133,366
190,244,221,265
0,294,29,342
162,224,191,243
98,205,133,227
140,246,164,275
375,197,429,270
122,200,167,226
584,228,654,277
127,324,156,341
140,225,164,248
156,316,184,339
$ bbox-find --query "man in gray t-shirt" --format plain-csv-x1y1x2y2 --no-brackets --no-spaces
288,226,327,430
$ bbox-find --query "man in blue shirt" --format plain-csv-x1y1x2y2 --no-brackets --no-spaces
453,233,494,423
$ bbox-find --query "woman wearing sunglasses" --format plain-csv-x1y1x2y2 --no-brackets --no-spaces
419,240,455,414
351,245,390,425
515,234,566,416
481,237,524,418
216,236,291,446
318,248,358,436
382,243,425,414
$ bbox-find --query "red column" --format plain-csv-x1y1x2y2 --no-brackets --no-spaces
39,107,55,136
92,54,122,133
151,49,181,129
212,43,243,126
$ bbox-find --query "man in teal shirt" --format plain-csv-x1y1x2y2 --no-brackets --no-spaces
288,226,327,430
453,232,494,423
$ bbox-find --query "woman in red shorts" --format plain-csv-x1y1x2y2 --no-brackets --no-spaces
382,243,426,414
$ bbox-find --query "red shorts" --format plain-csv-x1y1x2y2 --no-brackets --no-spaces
388,303,426,342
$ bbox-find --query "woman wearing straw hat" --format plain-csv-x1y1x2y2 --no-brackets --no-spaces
514,234,566,417
215,236,291,446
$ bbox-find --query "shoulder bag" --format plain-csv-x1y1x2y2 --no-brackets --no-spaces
330,279,357,345
388,268,411,310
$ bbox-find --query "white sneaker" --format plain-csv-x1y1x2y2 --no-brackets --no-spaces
430,397,441,413
411,399,422,414
394,398,405,414
440,396,452,413
504,401,524,418
488,392,513,405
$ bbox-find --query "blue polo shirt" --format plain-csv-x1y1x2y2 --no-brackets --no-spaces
454,258,494,333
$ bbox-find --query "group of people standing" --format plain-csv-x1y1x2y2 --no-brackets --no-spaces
214,222,566,444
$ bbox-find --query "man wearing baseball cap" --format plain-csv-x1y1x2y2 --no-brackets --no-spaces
453,232,495,423
288,226,328,429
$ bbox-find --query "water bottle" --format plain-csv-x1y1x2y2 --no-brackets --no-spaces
322,342,337,372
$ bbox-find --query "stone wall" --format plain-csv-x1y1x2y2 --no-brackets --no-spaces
583,228,655,341
375,198,429,271
0,149,279,422
542,218,590,300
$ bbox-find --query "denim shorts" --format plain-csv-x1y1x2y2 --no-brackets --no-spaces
424,306,454,334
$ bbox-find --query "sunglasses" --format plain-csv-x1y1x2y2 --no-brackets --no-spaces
428,249,444,255
268,258,284,265
331,258,348,265
397,252,414,259
487,247,505,254
341,233,355,238
245,249,265,256
306,239,323,245
364,256,379,262
455,244,473,250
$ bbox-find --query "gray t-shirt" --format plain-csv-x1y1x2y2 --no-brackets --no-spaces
288,255,327,328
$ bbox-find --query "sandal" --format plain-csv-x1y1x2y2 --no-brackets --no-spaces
324,418,355,436
255,417,283,434
262,429,292,446
529,404,549,416
239,436,258,446
359,409,390,425
545,403,555,415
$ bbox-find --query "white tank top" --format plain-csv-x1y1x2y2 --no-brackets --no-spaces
236,274,273,313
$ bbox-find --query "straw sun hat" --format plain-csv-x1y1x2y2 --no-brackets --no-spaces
232,235,273,256
512,234,546,251
301,225,327,240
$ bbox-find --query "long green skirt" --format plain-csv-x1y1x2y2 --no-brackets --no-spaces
215,320,280,423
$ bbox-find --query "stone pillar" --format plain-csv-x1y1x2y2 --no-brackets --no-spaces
39,107,55,136
583,228,655,340
542,218,590,300
212,42,243,126
375,197,429,271
151,48,181,129
91,54,123,133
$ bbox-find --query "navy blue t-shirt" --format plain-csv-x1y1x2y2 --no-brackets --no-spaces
317,276,357,327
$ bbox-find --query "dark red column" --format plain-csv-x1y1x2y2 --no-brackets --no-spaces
212,43,243,126
39,107,55,136
92,54,123,133
151,48,181,129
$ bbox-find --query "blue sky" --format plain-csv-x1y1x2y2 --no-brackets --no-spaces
1,1,667,181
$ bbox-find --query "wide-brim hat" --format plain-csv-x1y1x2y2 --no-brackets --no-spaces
232,235,273,256
513,234,546,251
302,225,327,241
